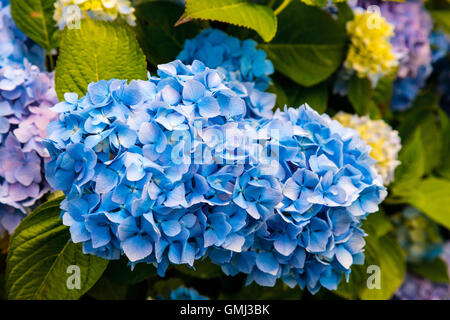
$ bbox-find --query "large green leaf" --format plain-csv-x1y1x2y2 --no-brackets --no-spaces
259,2,347,87
55,18,148,100
6,198,109,300
178,0,277,42
10,0,58,51
410,257,449,284
335,233,406,300
437,109,450,179
348,75,373,116
391,130,425,197
406,178,450,230
419,114,443,174
135,1,200,66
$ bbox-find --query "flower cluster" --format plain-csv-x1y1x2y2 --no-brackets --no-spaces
344,9,398,86
377,1,432,79
0,0,45,70
355,0,433,110
209,106,386,293
177,28,274,92
391,65,432,111
53,0,136,29
333,112,401,185
44,59,276,266
45,60,386,293
0,63,58,236
392,207,443,263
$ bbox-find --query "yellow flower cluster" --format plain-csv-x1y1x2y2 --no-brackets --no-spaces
333,112,401,185
344,10,398,86
53,0,136,28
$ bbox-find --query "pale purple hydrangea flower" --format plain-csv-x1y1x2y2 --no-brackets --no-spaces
0,63,58,236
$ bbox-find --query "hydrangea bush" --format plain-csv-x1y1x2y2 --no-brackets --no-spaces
44,59,386,293
2,0,449,302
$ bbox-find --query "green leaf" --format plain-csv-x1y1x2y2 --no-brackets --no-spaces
359,236,406,300
294,82,328,113
410,257,449,284
55,18,148,100
335,234,406,300
6,197,108,300
372,75,394,114
259,2,347,87
269,74,328,112
391,129,425,197
419,114,443,174
104,256,156,284
429,10,450,35
175,258,223,280
406,178,450,230
348,75,373,115
363,210,393,238
437,109,450,179
135,1,200,66
87,276,128,300
336,2,354,27
10,0,58,51
397,93,438,141
179,0,277,42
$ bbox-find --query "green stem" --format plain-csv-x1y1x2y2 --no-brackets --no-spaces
274,0,291,15
268,0,277,8
46,51,55,71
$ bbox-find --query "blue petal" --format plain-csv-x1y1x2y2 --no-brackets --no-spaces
122,235,153,262
255,252,279,276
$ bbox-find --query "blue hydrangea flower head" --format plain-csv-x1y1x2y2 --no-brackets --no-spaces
45,59,277,271
45,59,386,294
177,28,274,91
209,105,387,293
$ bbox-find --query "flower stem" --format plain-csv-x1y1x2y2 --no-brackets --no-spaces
46,51,55,71
274,0,291,15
